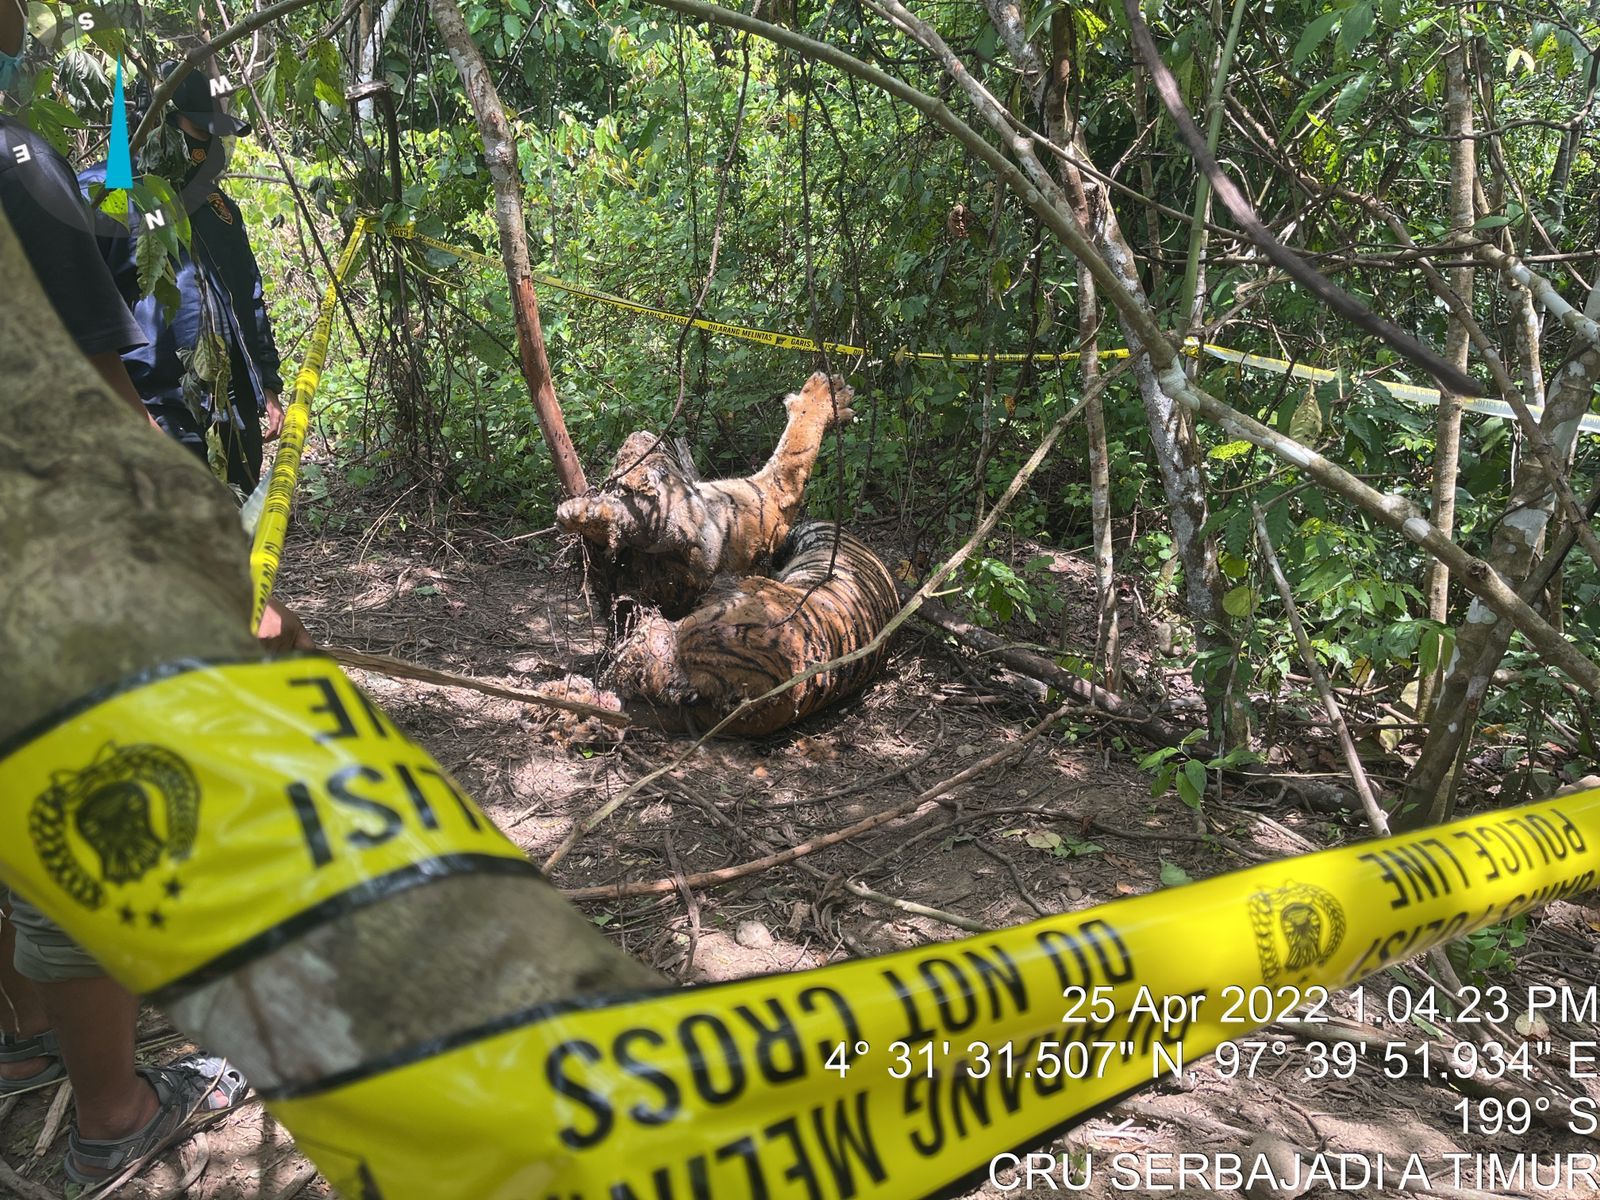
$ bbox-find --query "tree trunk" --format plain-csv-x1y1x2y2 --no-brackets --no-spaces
353,0,404,129
0,205,657,1107
650,0,1600,700
1417,42,1475,722
1027,3,1237,740
1399,327,1600,826
1079,265,1121,684
1043,12,1119,682
427,0,588,498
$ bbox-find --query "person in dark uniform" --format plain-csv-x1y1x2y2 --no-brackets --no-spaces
1,15,299,1183
1,122,151,419
80,61,285,494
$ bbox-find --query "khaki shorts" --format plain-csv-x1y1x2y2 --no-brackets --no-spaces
0,887,103,982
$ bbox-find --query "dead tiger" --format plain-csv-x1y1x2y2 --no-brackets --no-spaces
556,371,853,617
605,520,898,736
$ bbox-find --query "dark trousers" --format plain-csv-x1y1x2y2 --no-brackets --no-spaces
147,399,262,494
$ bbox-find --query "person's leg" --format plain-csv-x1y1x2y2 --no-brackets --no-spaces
0,895,55,1083
7,897,157,1137
39,977,156,1137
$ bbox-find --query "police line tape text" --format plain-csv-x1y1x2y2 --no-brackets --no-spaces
280,672,497,866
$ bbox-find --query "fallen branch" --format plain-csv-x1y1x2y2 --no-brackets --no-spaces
0,1156,60,1200
325,645,631,726
910,594,1196,745
910,593,1358,812
562,702,1073,902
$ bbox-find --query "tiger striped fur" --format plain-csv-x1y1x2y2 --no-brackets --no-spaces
556,372,853,618
605,520,898,736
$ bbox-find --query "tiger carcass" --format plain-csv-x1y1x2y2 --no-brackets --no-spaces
556,371,853,618
605,521,897,736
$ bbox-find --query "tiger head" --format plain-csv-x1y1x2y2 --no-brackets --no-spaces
603,614,690,702
786,371,854,431
556,434,677,549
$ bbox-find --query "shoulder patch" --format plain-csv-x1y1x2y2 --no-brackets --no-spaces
207,193,234,224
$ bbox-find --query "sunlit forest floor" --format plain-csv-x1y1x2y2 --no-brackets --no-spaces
3,451,1598,1199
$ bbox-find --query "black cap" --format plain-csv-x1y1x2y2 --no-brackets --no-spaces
154,60,252,137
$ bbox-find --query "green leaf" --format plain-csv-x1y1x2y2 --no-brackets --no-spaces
1056,837,1104,858
1176,760,1207,809
1025,0,1062,42
1284,71,1351,138
1329,71,1376,126
1160,862,1193,887
1293,11,1342,67
134,229,173,303
1339,2,1374,55
1208,439,1255,461
1140,746,1181,769
1223,584,1257,617
1288,390,1324,443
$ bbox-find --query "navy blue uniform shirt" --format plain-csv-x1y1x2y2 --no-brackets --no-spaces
78,162,283,431
1,117,145,357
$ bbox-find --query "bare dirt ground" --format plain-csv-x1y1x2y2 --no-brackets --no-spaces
4,463,1599,1200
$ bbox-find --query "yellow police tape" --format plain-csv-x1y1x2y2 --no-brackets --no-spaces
385,222,1600,435
385,223,870,358
0,657,529,994
2,657,1598,1199
1197,343,1600,437
248,217,373,628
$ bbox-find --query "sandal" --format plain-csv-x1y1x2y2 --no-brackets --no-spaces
64,1054,248,1185
0,1028,65,1093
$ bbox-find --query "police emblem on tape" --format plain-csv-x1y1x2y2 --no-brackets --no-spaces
27,744,199,923
1249,881,1346,981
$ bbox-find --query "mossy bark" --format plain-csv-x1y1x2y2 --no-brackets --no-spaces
0,209,662,1099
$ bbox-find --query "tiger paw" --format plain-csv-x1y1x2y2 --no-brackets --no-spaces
555,492,632,552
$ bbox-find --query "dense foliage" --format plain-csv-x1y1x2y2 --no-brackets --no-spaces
8,0,1599,796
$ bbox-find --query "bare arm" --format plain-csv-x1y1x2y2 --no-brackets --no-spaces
86,350,159,428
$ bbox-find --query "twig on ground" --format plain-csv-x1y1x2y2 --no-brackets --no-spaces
796,860,991,933
264,1161,320,1200
971,839,1053,918
33,1079,70,1157
562,703,1075,901
758,743,938,808
0,1155,60,1200
663,832,701,982
326,645,630,725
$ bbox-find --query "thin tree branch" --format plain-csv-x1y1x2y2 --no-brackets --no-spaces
128,0,329,156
